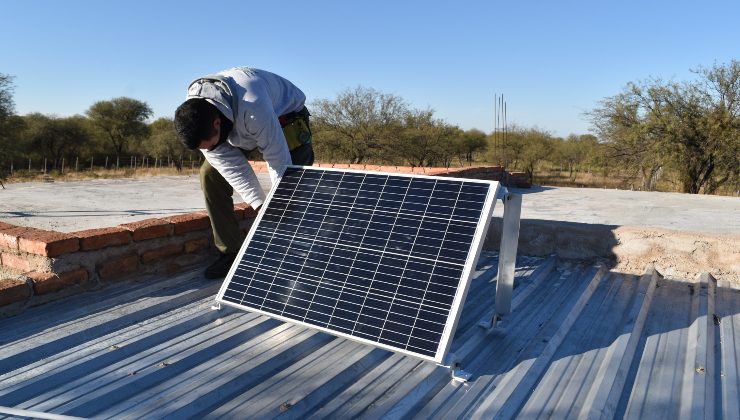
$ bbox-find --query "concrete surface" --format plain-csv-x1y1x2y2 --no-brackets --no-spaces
0,174,737,235
0,175,256,232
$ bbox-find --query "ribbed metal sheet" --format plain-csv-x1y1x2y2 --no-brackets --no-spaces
1,252,738,419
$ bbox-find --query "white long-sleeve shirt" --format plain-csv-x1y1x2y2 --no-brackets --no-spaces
186,67,306,208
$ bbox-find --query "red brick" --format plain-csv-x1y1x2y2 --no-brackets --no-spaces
120,218,174,241
1,252,31,272
75,227,132,251
18,230,79,257
0,226,37,250
98,254,139,280
364,165,383,172
165,212,211,235
233,203,248,220
0,278,31,306
233,203,259,219
141,243,184,264
28,267,89,295
0,221,17,231
184,237,210,253
378,165,397,173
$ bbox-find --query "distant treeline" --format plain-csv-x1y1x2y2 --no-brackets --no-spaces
1,60,737,194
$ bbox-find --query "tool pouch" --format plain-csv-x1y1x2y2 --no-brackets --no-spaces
280,107,313,151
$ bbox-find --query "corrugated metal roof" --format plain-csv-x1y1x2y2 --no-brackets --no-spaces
1,252,738,419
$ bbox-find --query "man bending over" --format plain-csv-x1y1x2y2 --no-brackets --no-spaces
175,67,314,278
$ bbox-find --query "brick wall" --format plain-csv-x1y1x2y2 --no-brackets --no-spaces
0,203,258,314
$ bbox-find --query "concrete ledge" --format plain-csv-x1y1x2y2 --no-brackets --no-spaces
485,218,740,285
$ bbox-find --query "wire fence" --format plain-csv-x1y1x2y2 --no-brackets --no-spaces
3,155,205,178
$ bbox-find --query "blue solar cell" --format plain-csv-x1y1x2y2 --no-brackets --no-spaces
218,167,497,361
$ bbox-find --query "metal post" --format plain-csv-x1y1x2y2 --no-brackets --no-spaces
494,192,522,317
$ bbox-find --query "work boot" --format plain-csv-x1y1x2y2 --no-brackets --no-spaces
204,253,238,279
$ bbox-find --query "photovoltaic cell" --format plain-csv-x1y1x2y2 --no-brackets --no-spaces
216,166,499,362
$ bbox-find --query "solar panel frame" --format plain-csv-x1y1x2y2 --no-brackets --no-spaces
215,166,499,364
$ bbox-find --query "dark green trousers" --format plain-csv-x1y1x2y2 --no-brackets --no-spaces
200,143,314,254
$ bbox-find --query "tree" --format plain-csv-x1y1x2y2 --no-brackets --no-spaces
392,109,440,167
518,129,553,182
557,134,598,180
0,73,17,185
24,114,92,170
457,129,487,165
0,73,14,121
145,117,193,170
86,97,152,157
697,61,740,193
311,86,408,163
589,60,739,193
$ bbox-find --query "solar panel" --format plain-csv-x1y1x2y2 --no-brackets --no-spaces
215,166,499,363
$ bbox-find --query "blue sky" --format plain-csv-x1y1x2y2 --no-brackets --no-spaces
2,0,738,137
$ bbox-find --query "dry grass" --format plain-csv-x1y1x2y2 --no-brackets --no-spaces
3,166,198,184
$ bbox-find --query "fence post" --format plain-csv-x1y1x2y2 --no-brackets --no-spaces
75,156,79,171
90,157,94,171
28,158,31,173
105,156,108,169
43,158,47,175
61,158,65,174
10,161,13,175
116,156,120,169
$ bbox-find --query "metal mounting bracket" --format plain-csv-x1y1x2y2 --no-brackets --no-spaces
211,301,221,311
479,312,503,330
441,352,472,383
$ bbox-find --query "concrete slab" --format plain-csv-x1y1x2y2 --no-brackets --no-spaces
1,174,736,235
493,185,740,235
0,175,266,232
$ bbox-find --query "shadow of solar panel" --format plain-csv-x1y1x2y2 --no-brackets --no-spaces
216,166,499,363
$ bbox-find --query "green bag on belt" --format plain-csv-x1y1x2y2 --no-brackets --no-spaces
280,107,313,151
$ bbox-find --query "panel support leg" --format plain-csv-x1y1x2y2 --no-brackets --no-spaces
480,192,522,330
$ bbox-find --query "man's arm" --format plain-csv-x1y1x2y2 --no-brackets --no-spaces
202,143,266,209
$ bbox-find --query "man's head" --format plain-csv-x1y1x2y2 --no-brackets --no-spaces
174,98,225,151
